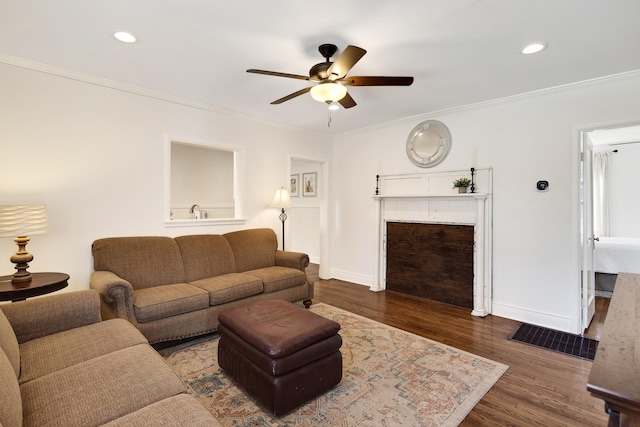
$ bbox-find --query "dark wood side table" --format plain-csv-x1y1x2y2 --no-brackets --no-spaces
587,273,640,427
0,272,69,302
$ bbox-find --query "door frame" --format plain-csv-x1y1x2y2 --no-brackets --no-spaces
287,153,330,278
578,120,640,331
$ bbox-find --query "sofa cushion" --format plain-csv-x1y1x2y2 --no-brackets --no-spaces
3,290,102,344
20,344,186,427
0,309,20,378
175,234,237,282
18,318,147,384
92,237,186,289
245,266,306,293
101,394,222,427
190,273,263,305
133,283,209,323
224,228,277,272
0,349,22,427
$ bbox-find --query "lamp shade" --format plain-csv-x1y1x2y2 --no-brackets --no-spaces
0,205,51,238
310,82,347,103
270,187,292,209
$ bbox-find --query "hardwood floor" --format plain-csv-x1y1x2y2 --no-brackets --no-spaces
313,277,610,427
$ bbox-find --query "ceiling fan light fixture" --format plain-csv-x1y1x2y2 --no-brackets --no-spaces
310,82,347,103
248,43,413,110
327,102,340,111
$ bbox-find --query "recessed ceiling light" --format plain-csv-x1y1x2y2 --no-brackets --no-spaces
521,42,547,55
113,31,137,43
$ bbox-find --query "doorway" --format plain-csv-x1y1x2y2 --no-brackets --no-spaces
580,122,640,331
289,157,329,279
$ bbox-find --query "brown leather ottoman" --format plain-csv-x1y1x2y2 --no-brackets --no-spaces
217,299,342,416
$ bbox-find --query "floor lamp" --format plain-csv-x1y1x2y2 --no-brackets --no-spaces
270,187,292,251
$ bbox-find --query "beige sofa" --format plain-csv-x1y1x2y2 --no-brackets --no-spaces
90,228,313,344
0,290,220,427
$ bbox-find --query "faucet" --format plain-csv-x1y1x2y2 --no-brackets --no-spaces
189,204,201,220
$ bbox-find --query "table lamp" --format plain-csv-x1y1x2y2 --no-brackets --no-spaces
270,187,292,251
0,205,50,283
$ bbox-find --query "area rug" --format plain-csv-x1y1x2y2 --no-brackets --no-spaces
160,303,508,427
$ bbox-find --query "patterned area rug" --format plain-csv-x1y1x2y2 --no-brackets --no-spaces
160,303,508,427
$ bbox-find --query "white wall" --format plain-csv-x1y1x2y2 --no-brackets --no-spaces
0,63,331,292
609,143,640,237
331,72,640,333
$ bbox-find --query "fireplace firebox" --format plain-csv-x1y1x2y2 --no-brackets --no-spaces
386,222,474,308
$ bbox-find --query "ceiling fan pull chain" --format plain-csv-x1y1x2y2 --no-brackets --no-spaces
327,108,332,127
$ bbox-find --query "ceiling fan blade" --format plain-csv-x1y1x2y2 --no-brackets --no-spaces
344,76,414,86
327,45,367,80
271,87,312,104
338,92,357,109
247,69,310,81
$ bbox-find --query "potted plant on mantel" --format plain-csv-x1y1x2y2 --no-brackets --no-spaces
453,177,472,193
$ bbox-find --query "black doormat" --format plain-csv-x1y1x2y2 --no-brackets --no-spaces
510,323,598,361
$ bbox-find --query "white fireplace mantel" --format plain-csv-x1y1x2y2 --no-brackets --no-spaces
372,168,493,317
373,193,488,201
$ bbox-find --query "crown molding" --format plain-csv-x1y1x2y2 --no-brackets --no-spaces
3,53,639,140
0,53,327,136
336,69,640,138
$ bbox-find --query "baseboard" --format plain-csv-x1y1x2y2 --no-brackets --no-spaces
330,269,374,288
492,301,578,334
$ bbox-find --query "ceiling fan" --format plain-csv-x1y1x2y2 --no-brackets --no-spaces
247,43,414,110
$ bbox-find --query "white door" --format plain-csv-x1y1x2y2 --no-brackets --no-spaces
581,131,596,330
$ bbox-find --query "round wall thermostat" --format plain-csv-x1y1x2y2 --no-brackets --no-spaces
536,180,549,191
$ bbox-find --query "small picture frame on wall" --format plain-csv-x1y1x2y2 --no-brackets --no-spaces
302,172,317,197
290,174,300,197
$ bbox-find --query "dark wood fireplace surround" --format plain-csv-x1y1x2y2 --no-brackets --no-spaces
386,222,474,309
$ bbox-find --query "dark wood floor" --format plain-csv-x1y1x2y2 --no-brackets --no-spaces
314,277,610,427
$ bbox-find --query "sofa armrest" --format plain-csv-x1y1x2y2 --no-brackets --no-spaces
1,290,102,344
275,250,310,272
90,271,137,323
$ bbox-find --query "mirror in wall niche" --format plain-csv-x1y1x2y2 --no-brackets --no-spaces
169,140,239,222
406,120,452,168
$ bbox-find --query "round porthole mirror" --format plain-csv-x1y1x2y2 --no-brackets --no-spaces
406,120,452,168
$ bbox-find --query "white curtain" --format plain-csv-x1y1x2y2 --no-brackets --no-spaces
593,151,611,237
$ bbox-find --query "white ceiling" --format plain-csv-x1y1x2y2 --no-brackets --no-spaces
2,0,640,135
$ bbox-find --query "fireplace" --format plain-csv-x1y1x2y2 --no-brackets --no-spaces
372,168,493,316
386,222,474,309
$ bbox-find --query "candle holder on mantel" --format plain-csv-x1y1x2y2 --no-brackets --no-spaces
470,167,475,193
